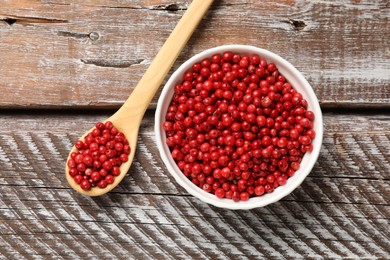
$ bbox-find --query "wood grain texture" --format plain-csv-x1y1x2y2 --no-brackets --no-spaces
1,0,389,259
0,0,389,109
0,111,389,259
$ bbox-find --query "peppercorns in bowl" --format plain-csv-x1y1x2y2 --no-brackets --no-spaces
155,45,323,210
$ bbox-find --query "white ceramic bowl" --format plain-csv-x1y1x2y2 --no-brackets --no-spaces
155,45,323,210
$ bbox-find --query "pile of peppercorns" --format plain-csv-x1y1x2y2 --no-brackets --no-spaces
163,52,316,201
67,121,130,190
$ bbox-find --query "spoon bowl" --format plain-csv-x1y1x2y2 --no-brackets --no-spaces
65,110,141,196
65,0,214,196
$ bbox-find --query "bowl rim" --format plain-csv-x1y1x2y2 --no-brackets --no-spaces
155,44,323,210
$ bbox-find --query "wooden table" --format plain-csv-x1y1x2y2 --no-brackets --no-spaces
1,1,389,259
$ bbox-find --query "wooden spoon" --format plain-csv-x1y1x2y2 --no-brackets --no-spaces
66,0,214,196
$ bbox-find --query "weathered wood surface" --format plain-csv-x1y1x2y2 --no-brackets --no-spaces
0,112,389,259
1,0,390,259
0,0,389,109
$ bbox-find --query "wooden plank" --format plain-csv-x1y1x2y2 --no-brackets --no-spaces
0,193,389,258
0,111,389,258
0,0,389,109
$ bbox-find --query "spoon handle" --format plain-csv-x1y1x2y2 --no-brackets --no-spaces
116,0,214,117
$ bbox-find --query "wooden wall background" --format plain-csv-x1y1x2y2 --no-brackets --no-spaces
1,0,389,109
0,0,389,259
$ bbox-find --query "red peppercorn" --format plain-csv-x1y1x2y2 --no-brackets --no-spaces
111,166,120,176
97,180,108,188
254,185,265,196
75,140,84,150
240,192,250,201
102,160,113,171
69,168,78,177
67,159,76,168
119,153,129,162
221,167,231,178
80,179,91,190
73,174,83,184
105,175,114,184
277,176,287,186
215,188,225,198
